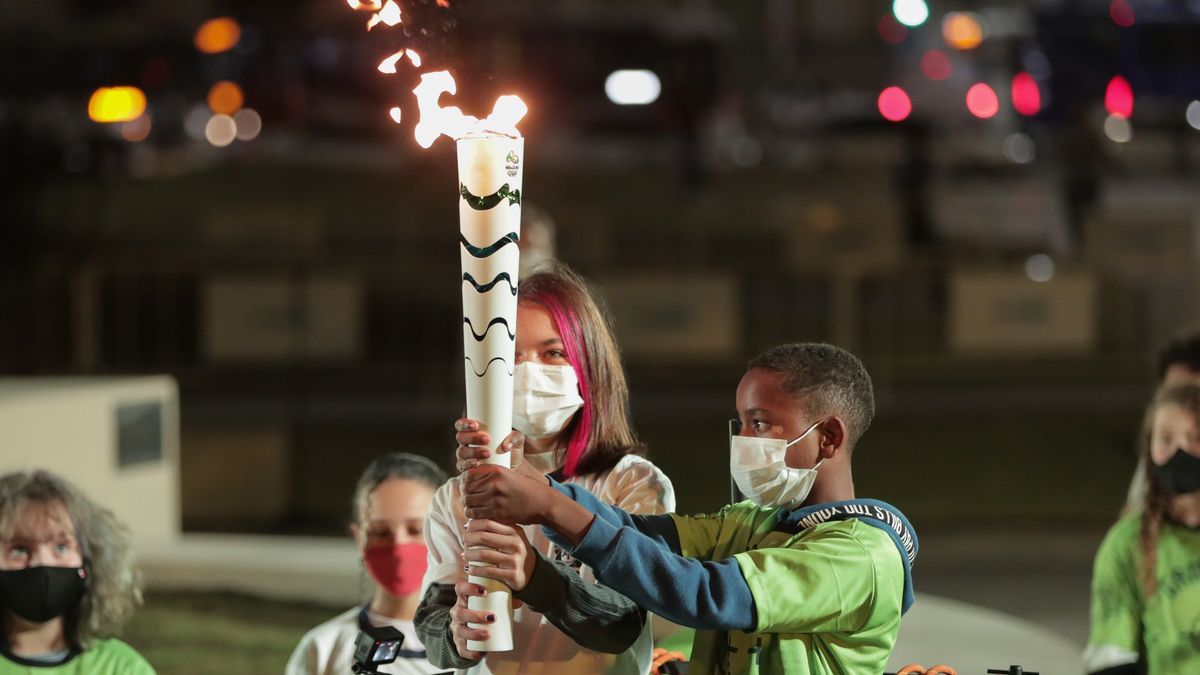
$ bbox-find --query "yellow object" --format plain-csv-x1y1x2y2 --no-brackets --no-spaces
194,17,241,54
943,12,983,50
207,81,244,114
87,87,147,123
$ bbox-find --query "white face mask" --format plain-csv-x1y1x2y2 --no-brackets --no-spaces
730,420,824,509
512,362,585,440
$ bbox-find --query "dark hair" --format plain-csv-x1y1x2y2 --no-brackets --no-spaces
0,471,142,647
1137,383,1200,596
519,260,645,477
746,343,876,450
352,454,447,524
1155,332,1200,381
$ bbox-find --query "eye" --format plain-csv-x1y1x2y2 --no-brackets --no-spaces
408,525,424,537
5,545,29,559
751,420,770,434
546,349,567,360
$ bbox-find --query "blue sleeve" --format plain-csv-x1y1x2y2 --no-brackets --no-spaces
543,479,757,631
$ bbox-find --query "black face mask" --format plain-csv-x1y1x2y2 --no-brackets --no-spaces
1153,447,1200,496
0,566,86,623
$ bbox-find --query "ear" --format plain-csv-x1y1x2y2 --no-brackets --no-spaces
818,417,849,460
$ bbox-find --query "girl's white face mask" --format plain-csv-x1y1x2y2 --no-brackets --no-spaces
730,420,824,510
512,362,584,440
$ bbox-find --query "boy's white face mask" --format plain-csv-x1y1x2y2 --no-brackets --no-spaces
730,419,824,509
512,362,584,440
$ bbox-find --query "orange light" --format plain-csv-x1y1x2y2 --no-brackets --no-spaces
437,0,449,6
207,81,244,115
942,12,983,50
194,17,241,55
87,86,147,123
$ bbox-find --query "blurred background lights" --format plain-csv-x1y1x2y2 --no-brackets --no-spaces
1105,75,1134,118
205,113,237,147
87,86,146,123
233,109,262,141
605,70,661,106
207,81,244,115
877,86,912,122
120,114,152,143
966,83,999,119
1011,72,1042,116
1104,114,1133,143
920,50,952,81
194,17,241,54
1025,254,1055,283
942,12,984,50
1187,101,1200,130
892,0,929,27
1110,0,1135,27
1003,133,1036,164
878,14,909,44
183,105,211,141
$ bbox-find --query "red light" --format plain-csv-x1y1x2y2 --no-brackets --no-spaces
1110,0,1135,27
966,83,999,119
920,50,952,81
1011,73,1041,116
878,15,909,45
878,86,912,122
1106,76,1134,118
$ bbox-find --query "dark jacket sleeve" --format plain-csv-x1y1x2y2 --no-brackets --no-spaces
514,549,646,654
415,582,483,670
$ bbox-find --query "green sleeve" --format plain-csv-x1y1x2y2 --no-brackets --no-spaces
1087,518,1143,657
669,505,732,561
734,522,890,634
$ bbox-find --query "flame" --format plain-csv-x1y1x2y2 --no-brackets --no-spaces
389,107,403,124
412,70,527,148
437,0,450,6
369,0,402,29
378,49,422,74
406,49,422,68
345,0,381,9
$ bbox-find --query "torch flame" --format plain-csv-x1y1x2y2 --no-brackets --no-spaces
389,107,403,124
406,49,422,68
412,70,527,148
378,49,422,74
345,0,381,10
367,0,401,30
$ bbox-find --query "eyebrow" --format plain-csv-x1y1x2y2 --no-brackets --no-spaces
741,407,769,417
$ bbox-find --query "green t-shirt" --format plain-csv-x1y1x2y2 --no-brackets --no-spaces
1086,512,1200,674
671,501,907,675
0,638,154,675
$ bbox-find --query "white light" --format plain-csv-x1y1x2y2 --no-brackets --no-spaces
1025,254,1055,283
1003,133,1036,164
233,108,262,141
1103,114,1132,143
1187,100,1200,131
893,0,930,27
205,113,237,147
184,105,211,141
605,70,661,106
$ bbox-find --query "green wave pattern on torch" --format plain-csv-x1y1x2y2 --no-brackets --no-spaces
460,232,519,258
463,272,518,296
460,182,522,210
465,356,514,377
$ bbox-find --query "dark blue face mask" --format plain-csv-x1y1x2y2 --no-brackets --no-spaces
0,565,86,623
1152,447,1200,496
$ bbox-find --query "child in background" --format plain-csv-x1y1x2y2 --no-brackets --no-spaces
0,470,154,674
287,453,448,675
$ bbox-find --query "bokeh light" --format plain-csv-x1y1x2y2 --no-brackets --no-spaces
194,17,241,54
1103,114,1132,143
1025,254,1055,283
942,12,984,50
1187,101,1200,131
120,114,152,143
1003,133,1036,164
966,83,999,119
233,109,262,141
87,86,147,123
1011,73,1042,116
878,86,912,122
892,0,929,28
920,50,952,81
1105,76,1134,118
207,81,245,115
1110,0,1135,27
205,114,237,147
878,15,908,44
605,70,661,106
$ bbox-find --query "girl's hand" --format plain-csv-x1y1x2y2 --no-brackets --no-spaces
449,580,493,660
462,519,537,592
454,418,526,473
462,465,556,524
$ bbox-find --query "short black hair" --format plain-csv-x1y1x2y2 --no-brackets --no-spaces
1155,332,1200,381
352,453,447,524
746,343,875,450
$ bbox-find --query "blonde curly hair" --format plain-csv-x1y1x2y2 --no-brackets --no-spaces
0,470,143,647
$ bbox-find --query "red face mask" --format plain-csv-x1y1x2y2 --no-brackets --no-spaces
363,543,428,597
